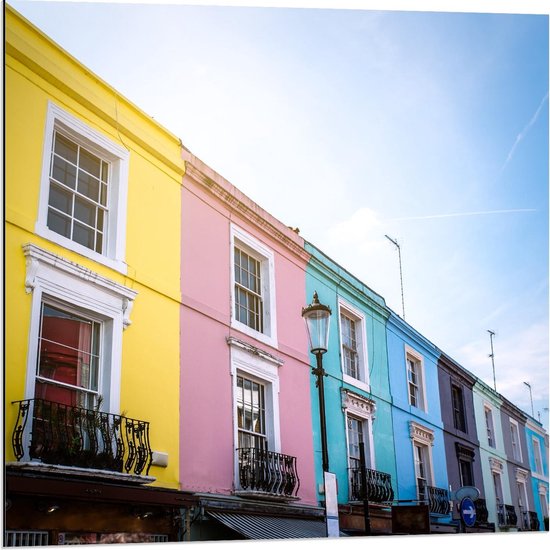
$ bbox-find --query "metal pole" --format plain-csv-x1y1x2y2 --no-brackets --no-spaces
359,442,371,535
385,235,405,320
488,330,496,391
314,352,329,473
524,382,534,417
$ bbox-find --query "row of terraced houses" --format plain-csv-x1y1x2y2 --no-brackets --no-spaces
4,5,549,544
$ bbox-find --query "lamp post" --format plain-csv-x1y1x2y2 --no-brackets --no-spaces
302,291,331,473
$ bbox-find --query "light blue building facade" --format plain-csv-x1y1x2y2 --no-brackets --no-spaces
386,311,453,531
304,242,397,534
525,416,549,531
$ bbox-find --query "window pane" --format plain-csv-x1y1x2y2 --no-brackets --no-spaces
54,133,78,164
48,132,110,253
77,170,100,202
49,183,73,215
36,303,100,407
74,197,97,226
79,147,101,178
47,209,71,239
73,222,95,250
237,375,266,449
51,156,77,189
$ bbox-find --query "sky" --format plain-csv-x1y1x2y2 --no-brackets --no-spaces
8,0,549,430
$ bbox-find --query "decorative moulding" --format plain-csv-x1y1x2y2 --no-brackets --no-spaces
341,389,376,419
23,243,137,328
489,457,504,474
515,467,529,483
409,421,435,446
226,336,284,367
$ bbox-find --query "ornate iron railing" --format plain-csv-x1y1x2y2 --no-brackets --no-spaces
524,510,540,531
426,485,451,515
349,466,394,503
474,498,489,524
417,480,450,515
11,398,152,476
497,503,517,527
237,447,300,497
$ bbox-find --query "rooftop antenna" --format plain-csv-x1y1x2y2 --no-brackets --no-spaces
385,235,405,320
488,330,496,391
523,381,534,417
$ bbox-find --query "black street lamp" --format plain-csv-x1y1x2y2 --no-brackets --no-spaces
302,291,331,473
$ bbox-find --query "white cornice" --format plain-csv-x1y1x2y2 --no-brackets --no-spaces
409,421,435,446
341,389,376,419
489,456,504,474
184,161,309,263
23,243,137,328
226,336,284,367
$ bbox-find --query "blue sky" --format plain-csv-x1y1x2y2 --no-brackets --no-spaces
9,0,549,429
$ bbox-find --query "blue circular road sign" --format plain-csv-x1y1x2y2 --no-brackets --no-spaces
460,497,477,527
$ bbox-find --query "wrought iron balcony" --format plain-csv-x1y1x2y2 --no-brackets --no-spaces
522,510,540,531
349,466,394,503
497,503,517,527
418,480,450,515
237,447,300,498
474,498,489,524
11,398,152,476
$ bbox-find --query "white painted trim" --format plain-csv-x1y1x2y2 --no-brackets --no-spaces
229,343,282,487
338,298,370,391
509,418,523,462
230,224,277,348
23,244,137,414
342,389,376,469
405,344,428,413
532,436,544,475
35,102,129,274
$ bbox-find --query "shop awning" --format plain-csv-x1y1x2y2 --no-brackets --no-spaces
208,511,328,539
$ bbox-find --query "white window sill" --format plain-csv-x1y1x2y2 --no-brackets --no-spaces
231,318,278,348
35,224,127,275
343,374,370,394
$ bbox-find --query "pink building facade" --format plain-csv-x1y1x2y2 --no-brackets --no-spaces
179,151,322,540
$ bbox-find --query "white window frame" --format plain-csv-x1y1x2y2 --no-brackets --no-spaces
338,300,369,392
36,102,129,274
342,390,376,470
23,244,136,415
405,345,427,412
510,419,523,462
538,484,548,518
484,404,496,448
230,225,277,347
228,338,282,488
533,437,543,474
409,421,435,501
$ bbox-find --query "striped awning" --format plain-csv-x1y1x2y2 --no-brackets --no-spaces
208,511,328,539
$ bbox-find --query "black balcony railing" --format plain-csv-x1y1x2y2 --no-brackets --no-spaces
528,511,540,531
349,466,394,503
497,503,517,527
427,485,451,515
237,447,300,498
417,480,450,515
474,498,489,524
11,398,152,476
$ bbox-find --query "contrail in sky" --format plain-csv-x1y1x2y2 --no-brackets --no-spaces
500,92,549,174
391,208,537,222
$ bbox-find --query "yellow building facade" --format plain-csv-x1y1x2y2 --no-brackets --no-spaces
5,6,191,543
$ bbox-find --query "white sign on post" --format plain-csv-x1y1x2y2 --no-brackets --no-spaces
324,471,340,537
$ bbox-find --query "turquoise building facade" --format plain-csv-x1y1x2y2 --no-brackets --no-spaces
304,242,397,533
526,416,549,530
